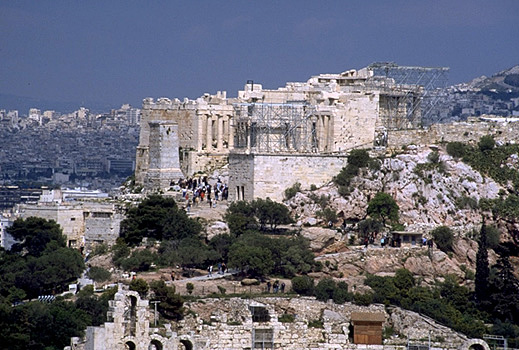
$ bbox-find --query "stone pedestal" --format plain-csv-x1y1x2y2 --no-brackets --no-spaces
145,121,184,190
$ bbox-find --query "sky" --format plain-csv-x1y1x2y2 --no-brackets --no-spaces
1,0,518,112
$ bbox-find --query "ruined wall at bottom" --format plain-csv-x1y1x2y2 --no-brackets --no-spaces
229,153,348,202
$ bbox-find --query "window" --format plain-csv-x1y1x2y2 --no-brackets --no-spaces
252,328,273,349
250,306,270,323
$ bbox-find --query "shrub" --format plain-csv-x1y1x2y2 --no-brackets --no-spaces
308,319,324,328
87,266,112,282
279,313,295,323
284,182,301,200
446,141,467,158
431,226,454,253
427,150,440,164
186,282,194,295
348,149,371,168
291,275,314,296
316,208,338,224
478,135,495,152
315,278,337,301
332,281,351,304
353,292,374,306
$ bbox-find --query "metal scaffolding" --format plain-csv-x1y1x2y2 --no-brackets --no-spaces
233,102,318,153
367,62,449,128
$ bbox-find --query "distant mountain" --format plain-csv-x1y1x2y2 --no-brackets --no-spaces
464,65,519,94
0,93,117,114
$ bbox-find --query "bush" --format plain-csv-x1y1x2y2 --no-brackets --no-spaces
315,278,337,301
427,150,440,164
279,313,295,323
348,149,371,168
332,281,351,304
478,135,495,152
353,292,374,306
291,275,315,296
129,278,149,298
431,226,454,253
316,208,338,224
284,182,301,200
446,142,467,158
186,282,194,295
308,319,324,328
87,266,111,282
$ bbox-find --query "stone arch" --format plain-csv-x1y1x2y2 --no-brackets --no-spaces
461,339,491,350
125,340,136,350
179,339,193,350
149,339,163,350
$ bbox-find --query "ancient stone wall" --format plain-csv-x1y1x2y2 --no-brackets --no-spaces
228,153,348,202
336,92,380,151
387,118,519,149
70,287,485,350
17,201,122,251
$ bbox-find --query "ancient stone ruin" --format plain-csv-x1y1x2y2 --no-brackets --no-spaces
67,284,489,350
134,63,519,202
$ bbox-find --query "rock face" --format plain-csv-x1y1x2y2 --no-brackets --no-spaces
315,237,497,286
288,145,501,234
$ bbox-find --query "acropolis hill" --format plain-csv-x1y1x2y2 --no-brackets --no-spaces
134,63,519,201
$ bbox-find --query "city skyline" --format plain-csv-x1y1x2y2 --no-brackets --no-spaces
1,0,518,111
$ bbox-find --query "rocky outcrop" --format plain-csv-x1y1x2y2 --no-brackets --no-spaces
288,146,501,234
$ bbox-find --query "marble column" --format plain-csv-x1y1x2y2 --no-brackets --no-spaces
217,115,224,150
206,115,212,152
227,116,234,149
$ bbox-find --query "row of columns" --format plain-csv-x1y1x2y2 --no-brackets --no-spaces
201,114,234,152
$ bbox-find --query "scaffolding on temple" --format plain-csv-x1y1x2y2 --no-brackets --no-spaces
367,62,450,129
233,102,318,153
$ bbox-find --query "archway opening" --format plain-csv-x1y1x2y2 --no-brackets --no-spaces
125,341,136,350
149,339,163,350
469,344,486,350
179,339,193,350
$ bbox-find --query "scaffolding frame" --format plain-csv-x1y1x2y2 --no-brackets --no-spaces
233,102,318,153
367,62,449,128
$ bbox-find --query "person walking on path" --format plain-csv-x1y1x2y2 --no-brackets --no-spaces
208,265,213,277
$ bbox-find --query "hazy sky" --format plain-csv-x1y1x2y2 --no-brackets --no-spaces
1,0,518,109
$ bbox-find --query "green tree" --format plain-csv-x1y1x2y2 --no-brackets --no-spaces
314,278,337,301
129,278,149,298
348,149,371,168
291,275,314,296
252,198,293,230
431,226,454,253
228,243,274,277
8,217,66,257
223,200,257,236
332,281,351,304
120,194,201,245
367,192,400,226
475,223,490,304
149,280,184,320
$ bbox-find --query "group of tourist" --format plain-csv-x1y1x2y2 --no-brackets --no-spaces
266,280,285,293
176,176,229,211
